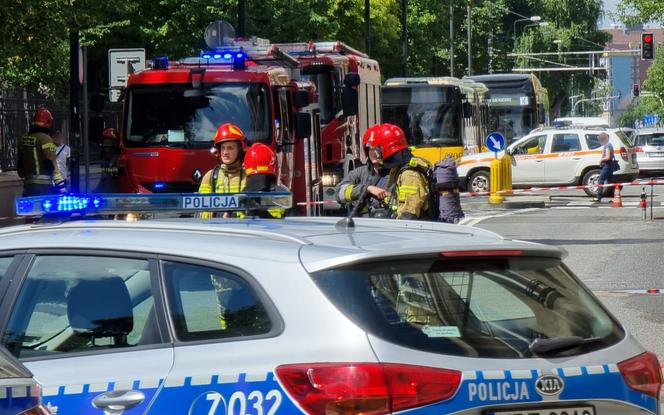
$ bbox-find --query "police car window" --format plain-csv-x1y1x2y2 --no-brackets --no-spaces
2,256,159,359
312,257,624,358
0,257,13,280
585,134,601,149
551,134,581,153
162,262,271,341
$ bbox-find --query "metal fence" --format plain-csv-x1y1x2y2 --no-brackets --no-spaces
0,89,122,172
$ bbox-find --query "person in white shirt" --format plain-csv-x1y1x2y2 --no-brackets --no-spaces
52,130,71,189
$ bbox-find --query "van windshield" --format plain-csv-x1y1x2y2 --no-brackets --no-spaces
312,257,623,358
125,82,270,147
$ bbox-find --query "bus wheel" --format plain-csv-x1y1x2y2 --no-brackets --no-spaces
469,170,490,193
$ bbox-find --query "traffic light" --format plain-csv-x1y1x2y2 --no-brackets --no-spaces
641,32,654,60
633,83,640,97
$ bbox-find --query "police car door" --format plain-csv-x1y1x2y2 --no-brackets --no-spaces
544,133,584,184
147,259,292,415
0,253,173,415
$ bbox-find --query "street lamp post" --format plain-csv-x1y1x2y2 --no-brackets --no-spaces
467,2,472,76
513,15,541,34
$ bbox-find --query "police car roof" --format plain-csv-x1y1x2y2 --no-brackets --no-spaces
0,218,563,272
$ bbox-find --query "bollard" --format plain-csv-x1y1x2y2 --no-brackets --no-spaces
501,154,513,195
640,187,647,221
489,158,504,205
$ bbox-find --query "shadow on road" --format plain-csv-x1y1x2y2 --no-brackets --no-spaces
529,238,664,246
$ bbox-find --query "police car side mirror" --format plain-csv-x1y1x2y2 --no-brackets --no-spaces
295,112,311,140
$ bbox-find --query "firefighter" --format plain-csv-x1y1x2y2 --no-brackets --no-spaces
243,142,288,218
198,123,247,218
368,123,432,220
17,108,67,196
335,124,392,217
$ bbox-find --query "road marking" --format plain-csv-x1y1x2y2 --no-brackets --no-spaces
460,208,541,226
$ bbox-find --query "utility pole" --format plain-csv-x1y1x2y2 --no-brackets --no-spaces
401,0,408,76
364,0,371,55
69,30,80,193
488,6,493,73
237,0,246,37
467,1,472,76
449,4,454,77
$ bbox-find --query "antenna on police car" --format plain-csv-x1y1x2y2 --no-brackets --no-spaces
335,187,371,230
205,21,237,49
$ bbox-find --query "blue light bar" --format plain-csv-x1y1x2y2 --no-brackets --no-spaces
153,182,166,190
15,193,292,217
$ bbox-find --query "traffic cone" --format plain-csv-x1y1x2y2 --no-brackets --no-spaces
611,184,623,208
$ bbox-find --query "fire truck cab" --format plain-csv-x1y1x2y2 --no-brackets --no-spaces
276,41,382,210
105,38,323,214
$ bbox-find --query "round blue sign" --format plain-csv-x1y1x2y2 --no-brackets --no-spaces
486,132,506,152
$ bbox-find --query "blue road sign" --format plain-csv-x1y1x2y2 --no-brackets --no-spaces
486,132,506,153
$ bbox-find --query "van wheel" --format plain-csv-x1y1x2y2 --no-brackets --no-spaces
469,170,490,193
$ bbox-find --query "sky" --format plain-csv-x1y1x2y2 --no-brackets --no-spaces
600,0,661,28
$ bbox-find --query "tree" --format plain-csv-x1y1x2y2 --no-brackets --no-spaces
512,0,610,117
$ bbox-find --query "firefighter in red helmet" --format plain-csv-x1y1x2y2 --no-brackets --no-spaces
368,123,432,220
17,107,67,196
243,143,288,218
198,123,247,218
335,124,392,217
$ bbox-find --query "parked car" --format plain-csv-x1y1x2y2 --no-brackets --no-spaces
632,128,664,176
0,193,660,414
459,126,639,196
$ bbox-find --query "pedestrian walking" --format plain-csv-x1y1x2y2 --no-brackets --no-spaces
593,132,616,203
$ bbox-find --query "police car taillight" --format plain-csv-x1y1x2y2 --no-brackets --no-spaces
618,352,662,398
275,363,461,414
620,146,629,161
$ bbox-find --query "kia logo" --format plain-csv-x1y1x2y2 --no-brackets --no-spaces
535,375,564,396
192,169,202,183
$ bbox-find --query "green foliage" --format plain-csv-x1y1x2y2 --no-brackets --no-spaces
615,96,663,127
0,0,607,107
616,0,664,26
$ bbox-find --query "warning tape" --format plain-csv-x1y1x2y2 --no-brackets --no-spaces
460,179,664,198
609,288,664,295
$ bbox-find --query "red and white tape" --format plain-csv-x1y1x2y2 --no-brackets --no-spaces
460,179,664,198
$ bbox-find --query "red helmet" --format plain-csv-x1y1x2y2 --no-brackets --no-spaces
362,124,381,148
32,107,53,128
244,143,277,177
369,123,408,161
213,123,246,150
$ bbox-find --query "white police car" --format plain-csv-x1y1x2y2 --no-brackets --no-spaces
0,193,660,414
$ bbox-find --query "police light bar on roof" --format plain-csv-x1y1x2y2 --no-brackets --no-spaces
15,193,292,216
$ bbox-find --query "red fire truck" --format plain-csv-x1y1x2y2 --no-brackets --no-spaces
103,38,324,214
275,41,382,209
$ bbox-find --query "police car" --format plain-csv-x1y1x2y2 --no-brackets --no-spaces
0,192,660,415
459,126,639,196
0,345,50,415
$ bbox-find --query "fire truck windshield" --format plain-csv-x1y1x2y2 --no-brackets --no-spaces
382,85,462,147
125,82,270,147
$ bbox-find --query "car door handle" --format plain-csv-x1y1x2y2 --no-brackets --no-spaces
93,390,145,415
573,157,582,160
535,159,544,162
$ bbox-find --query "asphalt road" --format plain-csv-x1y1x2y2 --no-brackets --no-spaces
463,185,664,362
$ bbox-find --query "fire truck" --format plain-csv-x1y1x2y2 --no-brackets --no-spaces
103,37,324,214
275,41,382,209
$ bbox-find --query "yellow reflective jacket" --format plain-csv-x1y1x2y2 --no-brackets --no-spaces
17,131,64,185
388,156,431,219
198,162,246,218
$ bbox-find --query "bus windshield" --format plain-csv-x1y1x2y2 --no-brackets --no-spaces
125,82,270,147
382,86,462,147
487,92,536,144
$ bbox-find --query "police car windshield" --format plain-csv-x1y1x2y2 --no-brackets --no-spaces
312,257,623,358
382,86,463,147
125,82,270,147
